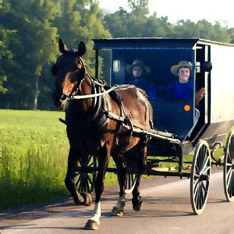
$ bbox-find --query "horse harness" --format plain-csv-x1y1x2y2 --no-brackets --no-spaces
56,54,151,140
61,72,131,132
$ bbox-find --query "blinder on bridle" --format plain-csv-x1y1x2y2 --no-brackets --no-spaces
52,52,87,101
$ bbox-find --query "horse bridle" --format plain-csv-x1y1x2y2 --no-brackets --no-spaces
56,54,117,102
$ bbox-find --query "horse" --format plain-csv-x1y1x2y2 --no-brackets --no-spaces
51,39,154,230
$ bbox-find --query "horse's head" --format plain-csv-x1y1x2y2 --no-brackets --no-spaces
52,39,87,109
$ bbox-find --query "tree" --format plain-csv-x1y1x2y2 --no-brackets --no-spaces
53,0,111,78
0,0,60,109
174,19,231,43
0,1,14,94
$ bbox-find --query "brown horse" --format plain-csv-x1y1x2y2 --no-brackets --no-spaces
52,39,153,230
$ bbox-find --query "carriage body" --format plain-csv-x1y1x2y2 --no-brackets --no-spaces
93,38,234,155
93,38,234,213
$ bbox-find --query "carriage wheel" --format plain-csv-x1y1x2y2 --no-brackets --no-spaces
190,140,211,215
125,173,137,194
223,129,234,202
76,155,97,194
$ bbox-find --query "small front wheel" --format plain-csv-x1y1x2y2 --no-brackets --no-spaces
223,129,234,202
76,155,97,194
125,173,137,194
190,140,211,215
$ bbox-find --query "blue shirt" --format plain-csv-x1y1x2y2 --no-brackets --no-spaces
166,80,193,99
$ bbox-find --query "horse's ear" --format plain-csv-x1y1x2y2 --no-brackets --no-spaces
77,41,86,56
59,38,68,54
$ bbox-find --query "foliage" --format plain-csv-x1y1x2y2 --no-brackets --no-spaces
0,0,60,109
53,0,111,78
174,19,231,42
0,0,233,110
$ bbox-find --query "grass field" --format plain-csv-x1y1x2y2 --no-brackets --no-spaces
0,110,118,210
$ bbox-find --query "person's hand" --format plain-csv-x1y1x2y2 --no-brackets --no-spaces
196,87,206,101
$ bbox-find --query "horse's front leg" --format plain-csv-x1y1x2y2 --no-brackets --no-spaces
65,147,90,205
112,153,126,217
85,146,110,230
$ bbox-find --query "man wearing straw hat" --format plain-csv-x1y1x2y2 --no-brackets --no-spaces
166,61,205,136
126,59,156,99
166,61,205,106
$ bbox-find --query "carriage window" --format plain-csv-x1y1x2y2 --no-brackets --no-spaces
113,60,121,73
195,62,201,73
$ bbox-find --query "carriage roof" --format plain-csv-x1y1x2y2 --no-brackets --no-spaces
93,38,234,50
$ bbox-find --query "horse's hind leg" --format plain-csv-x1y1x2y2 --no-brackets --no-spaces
111,154,126,216
132,141,147,211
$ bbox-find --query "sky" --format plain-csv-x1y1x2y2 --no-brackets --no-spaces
98,0,234,28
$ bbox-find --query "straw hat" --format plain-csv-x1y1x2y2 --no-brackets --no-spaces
126,59,151,74
171,61,193,76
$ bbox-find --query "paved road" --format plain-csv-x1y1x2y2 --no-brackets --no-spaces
1,168,234,234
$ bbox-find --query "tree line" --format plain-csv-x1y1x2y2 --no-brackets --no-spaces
0,0,233,110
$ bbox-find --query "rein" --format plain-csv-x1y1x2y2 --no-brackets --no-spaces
69,85,119,100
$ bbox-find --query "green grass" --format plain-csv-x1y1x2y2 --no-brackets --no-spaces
0,110,119,210
0,110,71,209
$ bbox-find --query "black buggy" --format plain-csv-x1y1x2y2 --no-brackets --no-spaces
76,38,234,215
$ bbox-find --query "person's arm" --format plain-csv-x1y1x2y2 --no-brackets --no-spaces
195,87,205,108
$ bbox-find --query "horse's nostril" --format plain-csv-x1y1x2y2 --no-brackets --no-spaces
60,94,67,101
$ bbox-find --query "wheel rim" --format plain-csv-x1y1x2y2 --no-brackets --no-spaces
190,140,211,215
224,130,234,202
76,155,97,193
125,173,137,194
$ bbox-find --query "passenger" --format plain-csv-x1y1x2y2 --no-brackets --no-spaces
126,59,156,99
166,61,205,136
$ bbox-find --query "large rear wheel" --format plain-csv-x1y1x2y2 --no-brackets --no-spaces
190,140,211,215
223,129,234,202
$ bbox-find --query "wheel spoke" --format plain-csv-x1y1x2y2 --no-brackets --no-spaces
226,162,233,167
226,168,233,189
201,181,208,198
195,184,201,209
194,179,200,198
200,157,210,175
227,152,232,164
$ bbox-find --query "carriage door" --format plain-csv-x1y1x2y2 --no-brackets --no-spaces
192,44,211,139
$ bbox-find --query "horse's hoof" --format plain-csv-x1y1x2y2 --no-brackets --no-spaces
80,192,92,206
132,196,143,211
112,206,124,217
84,220,100,230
